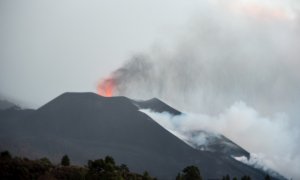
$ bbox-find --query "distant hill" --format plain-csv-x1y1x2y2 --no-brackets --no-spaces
0,92,283,179
132,98,181,116
134,99,250,159
184,130,250,159
0,100,19,110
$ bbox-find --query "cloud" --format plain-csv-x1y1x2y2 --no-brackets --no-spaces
141,102,300,179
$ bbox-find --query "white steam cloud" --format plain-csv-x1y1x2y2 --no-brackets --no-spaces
140,102,299,179
103,0,300,179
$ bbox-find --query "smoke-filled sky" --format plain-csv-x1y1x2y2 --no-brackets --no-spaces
1,0,300,179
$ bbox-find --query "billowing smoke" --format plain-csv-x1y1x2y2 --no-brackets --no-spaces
99,0,300,178
140,104,299,179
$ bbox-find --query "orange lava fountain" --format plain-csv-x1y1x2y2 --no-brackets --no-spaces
227,1,295,20
97,78,115,97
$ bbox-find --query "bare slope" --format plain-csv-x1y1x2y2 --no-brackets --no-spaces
132,98,181,116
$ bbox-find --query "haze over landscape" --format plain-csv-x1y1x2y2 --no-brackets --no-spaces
1,0,300,179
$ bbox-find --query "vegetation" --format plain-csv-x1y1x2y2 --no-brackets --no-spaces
241,175,251,180
220,174,274,180
0,151,156,180
0,150,12,160
265,174,271,180
0,150,276,180
222,174,231,180
61,155,70,166
176,165,202,180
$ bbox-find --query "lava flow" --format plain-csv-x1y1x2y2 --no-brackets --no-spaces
97,78,115,97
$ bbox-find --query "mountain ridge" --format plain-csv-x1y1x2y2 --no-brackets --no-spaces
0,92,284,179
132,97,182,116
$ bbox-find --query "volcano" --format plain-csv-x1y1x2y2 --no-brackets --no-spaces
0,92,284,179
133,98,182,116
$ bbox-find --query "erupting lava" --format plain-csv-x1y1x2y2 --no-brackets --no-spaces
97,78,115,97
227,1,295,20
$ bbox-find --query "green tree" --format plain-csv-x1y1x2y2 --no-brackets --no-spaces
104,156,116,172
142,171,152,180
241,175,251,180
265,174,271,180
104,156,115,165
88,159,105,173
181,165,202,180
61,155,70,166
39,157,52,167
0,150,12,160
120,164,129,173
176,173,183,180
87,157,118,179
222,174,230,180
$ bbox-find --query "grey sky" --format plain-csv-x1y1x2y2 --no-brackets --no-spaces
0,0,199,108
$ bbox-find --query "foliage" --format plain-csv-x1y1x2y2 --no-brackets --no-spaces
222,174,230,180
86,156,156,180
0,150,12,160
0,150,275,180
120,164,129,173
0,152,54,180
142,171,153,180
61,155,70,166
265,174,271,180
39,157,52,166
241,175,252,180
176,173,183,180
0,151,156,180
176,165,202,180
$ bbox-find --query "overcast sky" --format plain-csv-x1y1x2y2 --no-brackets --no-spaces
0,0,200,108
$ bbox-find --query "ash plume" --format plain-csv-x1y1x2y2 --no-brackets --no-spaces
100,0,300,178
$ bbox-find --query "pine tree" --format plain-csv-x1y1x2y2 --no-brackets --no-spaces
265,174,271,180
61,155,70,166
0,150,12,160
182,165,202,180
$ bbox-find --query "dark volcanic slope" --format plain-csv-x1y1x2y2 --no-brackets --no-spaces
133,98,250,159
0,100,19,110
0,92,276,179
133,98,181,115
187,130,250,159
0,108,34,136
